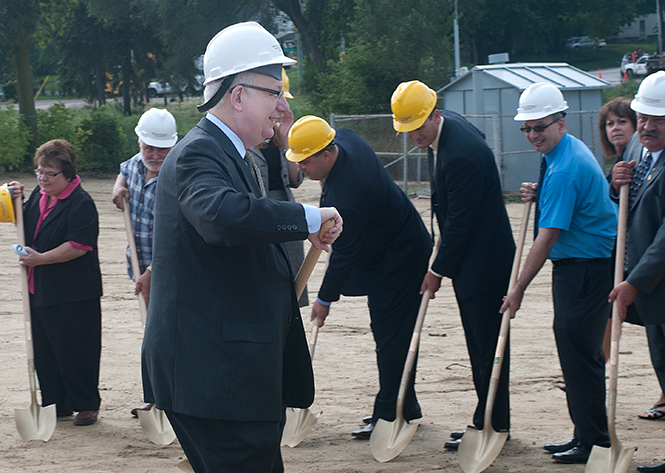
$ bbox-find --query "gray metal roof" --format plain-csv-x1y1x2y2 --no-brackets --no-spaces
439,63,611,92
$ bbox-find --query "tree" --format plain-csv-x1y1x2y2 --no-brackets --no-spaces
0,0,76,158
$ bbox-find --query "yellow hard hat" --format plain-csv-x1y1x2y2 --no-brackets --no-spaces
286,116,336,162
282,69,294,99
0,183,15,223
391,80,438,132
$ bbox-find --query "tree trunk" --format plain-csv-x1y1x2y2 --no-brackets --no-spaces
12,36,37,158
273,0,325,68
122,53,131,116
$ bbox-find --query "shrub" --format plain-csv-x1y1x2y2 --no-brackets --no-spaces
76,105,126,172
37,103,77,146
0,106,30,172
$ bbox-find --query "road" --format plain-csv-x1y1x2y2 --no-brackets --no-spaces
591,66,622,86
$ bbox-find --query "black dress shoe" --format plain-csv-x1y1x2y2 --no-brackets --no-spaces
74,410,98,426
552,445,591,464
352,422,374,439
444,438,461,451
450,430,465,440
362,415,373,424
544,437,578,453
638,460,665,472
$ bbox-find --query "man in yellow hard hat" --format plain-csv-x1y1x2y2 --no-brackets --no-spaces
391,80,515,451
286,115,432,439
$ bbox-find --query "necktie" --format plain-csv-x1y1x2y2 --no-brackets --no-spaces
427,146,436,244
245,151,266,197
625,150,653,270
629,150,653,207
534,156,547,239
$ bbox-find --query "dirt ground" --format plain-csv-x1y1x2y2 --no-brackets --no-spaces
0,173,663,473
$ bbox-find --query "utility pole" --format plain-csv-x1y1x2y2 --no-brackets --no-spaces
454,0,461,78
658,0,663,55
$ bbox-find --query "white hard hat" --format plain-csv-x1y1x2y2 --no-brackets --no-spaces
202,22,296,86
631,71,665,117
135,108,177,148
514,83,569,121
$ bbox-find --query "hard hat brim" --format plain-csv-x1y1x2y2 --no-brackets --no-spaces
393,114,429,133
631,98,665,117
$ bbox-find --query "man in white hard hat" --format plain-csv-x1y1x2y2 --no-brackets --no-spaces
141,22,342,473
112,107,177,418
286,115,432,439
608,71,665,473
501,82,617,464
390,80,515,451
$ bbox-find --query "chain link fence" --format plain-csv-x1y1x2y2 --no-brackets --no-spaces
330,110,605,193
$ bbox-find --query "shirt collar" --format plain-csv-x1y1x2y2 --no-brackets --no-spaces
206,113,246,158
430,116,444,153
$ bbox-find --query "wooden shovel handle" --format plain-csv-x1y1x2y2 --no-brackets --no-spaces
122,196,148,326
13,194,35,362
294,218,334,299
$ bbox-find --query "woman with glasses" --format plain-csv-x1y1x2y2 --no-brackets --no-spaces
9,139,103,427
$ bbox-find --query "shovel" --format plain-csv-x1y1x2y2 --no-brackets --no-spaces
280,219,334,447
370,289,430,462
121,197,176,446
458,201,531,473
585,184,635,473
12,193,57,441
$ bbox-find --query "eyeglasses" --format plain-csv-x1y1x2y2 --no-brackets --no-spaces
34,169,63,179
236,83,285,101
520,118,561,134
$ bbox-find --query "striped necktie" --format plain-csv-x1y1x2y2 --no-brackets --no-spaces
427,146,436,244
245,151,266,197
629,150,653,208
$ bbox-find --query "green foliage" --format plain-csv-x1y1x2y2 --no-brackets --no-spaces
602,80,641,104
36,103,77,146
0,106,30,172
76,105,126,172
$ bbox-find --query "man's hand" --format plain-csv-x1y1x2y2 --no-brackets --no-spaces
310,300,331,327
611,160,636,193
112,175,129,210
420,271,442,298
135,269,152,306
519,182,538,203
500,286,525,319
274,109,294,149
608,280,638,322
308,207,343,252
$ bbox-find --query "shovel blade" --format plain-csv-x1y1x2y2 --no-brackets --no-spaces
585,444,636,473
15,403,56,442
177,459,194,472
138,405,177,445
280,407,321,447
458,425,509,473
370,417,418,463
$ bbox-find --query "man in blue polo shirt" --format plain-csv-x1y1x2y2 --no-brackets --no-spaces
500,82,617,465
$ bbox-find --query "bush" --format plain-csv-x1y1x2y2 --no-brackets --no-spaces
76,105,126,172
37,103,77,146
0,106,30,172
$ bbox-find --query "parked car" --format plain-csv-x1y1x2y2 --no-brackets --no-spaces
646,54,665,76
566,36,605,49
623,55,650,77
147,75,204,98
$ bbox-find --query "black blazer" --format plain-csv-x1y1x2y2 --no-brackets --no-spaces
142,117,315,422
431,111,515,299
610,132,665,325
24,185,102,307
318,129,431,301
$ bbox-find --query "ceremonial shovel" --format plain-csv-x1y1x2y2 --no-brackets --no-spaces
458,201,531,473
122,197,176,446
280,219,336,447
585,184,635,473
13,193,57,441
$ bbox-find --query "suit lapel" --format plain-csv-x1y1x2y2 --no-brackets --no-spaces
633,148,664,209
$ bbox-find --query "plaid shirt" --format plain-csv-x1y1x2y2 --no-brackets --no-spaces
121,153,157,281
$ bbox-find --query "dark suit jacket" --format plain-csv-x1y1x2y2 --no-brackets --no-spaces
431,111,515,299
24,185,102,307
318,129,431,301
141,117,315,423
611,132,665,324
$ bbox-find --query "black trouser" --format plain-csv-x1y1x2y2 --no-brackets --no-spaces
456,281,511,431
552,258,611,447
31,298,102,412
367,275,424,422
646,323,665,395
166,410,284,473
